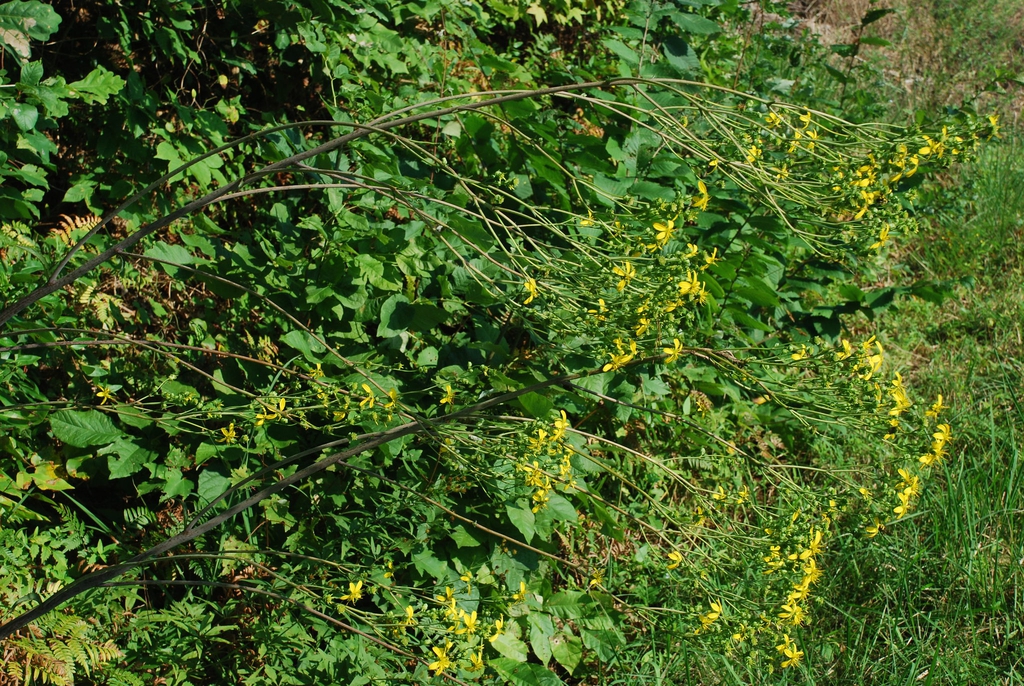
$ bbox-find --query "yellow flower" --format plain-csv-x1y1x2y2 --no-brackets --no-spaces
702,247,721,270
925,394,946,419
798,110,813,128
893,489,911,519
96,386,116,405
699,600,722,628
791,345,809,361
384,560,394,579
552,410,570,440
309,363,325,379
359,384,375,409
512,581,528,602
777,634,804,668
440,384,455,406
488,616,505,642
865,518,883,538
340,580,364,603
635,317,651,337
745,145,763,163
779,601,806,626
663,338,685,364
456,609,478,635
217,422,237,444
870,224,890,250
467,646,485,672
653,217,676,248
764,111,783,128
835,338,853,361
428,640,453,676
667,550,683,570
800,529,824,559
603,338,637,372
988,113,1001,139
805,128,819,151
580,210,595,226
692,180,710,211
524,277,539,305
613,261,636,291
255,399,285,426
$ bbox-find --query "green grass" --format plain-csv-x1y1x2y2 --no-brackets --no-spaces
816,136,1024,684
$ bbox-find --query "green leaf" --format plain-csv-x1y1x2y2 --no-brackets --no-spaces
450,524,483,548
144,242,205,268
10,102,37,131
581,628,624,661
734,277,780,307
601,38,638,67
0,0,61,61
859,35,891,47
197,469,231,508
378,294,449,337
490,658,564,685
99,439,156,479
549,631,583,675
528,613,555,664
280,329,327,361
517,391,553,418
861,7,896,25
662,37,700,75
489,635,531,664
670,10,720,34
506,502,536,544
68,66,125,104
544,590,587,619
411,547,449,579
545,493,577,522
50,410,122,447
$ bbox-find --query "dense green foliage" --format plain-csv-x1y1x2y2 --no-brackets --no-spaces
1,0,1018,684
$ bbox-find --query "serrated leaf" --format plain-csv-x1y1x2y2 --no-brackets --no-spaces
544,590,587,619
670,10,720,34
99,439,155,479
662,36,700,75
50,410,122,447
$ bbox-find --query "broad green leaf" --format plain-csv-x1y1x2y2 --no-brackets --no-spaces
281,329,327,361
50,409,121,447
99,439,155,479
450,524,483,548
31,462,73,491
670,10,720,34
544,590,587,619
549,631,583,675
197,469,231,508
506,502,536,544
517,391,553,418
662,37,700,74
489,634,530,663
0,0,61,61
411,547,449,579
528,612,555,664
489,658,564,685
